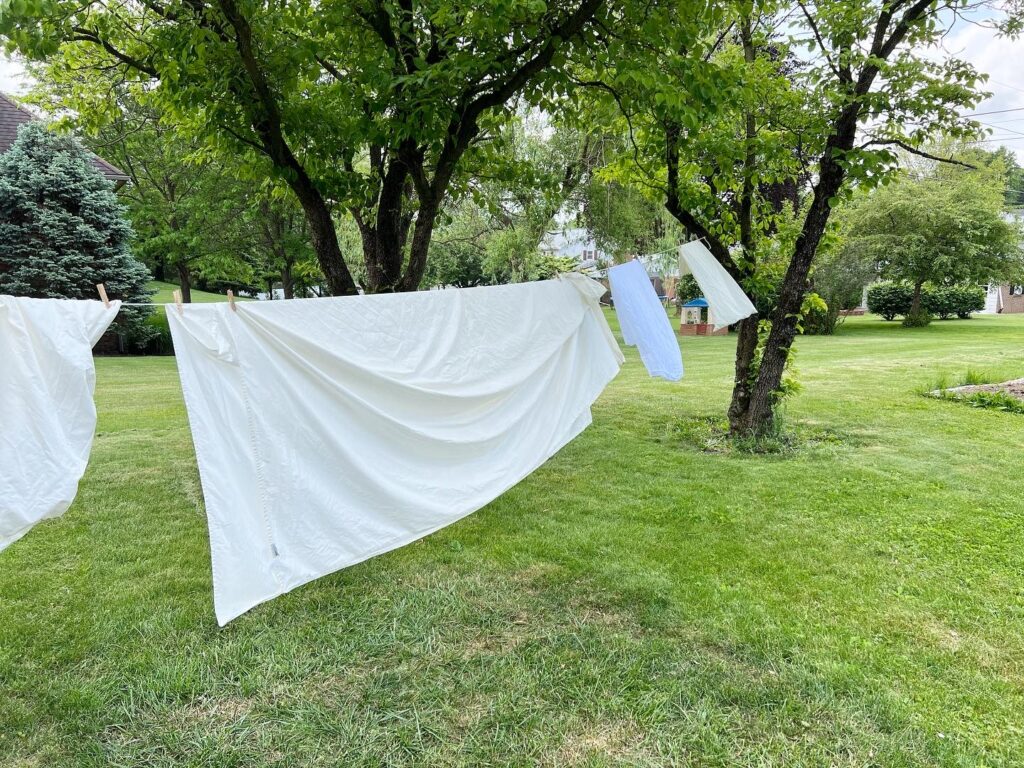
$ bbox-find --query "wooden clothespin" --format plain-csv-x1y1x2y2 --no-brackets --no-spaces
172,289,183,316
227,289,237,312
96,283,110,308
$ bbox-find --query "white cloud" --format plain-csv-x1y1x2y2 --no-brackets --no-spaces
937,16,1024,162
0,53,28,95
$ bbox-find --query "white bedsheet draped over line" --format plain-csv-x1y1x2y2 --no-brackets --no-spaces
167,275,624,625
0,296,119,551
678,241,757,330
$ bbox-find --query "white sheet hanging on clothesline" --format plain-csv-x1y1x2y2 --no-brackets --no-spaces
0,296,119,551
167,275,623,625
678,241,757,330
608,260,683,381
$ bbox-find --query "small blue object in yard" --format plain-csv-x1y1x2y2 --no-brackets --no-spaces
682,297,709,308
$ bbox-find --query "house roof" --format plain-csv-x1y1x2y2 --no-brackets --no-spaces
682,297,709,308
0,92,130,184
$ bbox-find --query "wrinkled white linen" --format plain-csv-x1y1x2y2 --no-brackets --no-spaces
679,241,757,330
167,275,623,625
0,297,119,551
608,260,683,381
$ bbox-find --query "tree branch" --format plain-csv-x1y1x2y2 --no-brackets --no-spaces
795,1,843,81
664,120,747,284
862,139,977,168
70,27,158,76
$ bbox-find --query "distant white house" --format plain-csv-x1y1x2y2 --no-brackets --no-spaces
980,209,1024,314
539,227,605,267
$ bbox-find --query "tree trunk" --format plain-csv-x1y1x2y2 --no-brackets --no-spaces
727,315,760,433
355,176,443,294
715,18,765,435
219,0,358,297
910,281,923,315
400,192,441,292
282,262,294,300
290,181,358,296
741,140,852,436
177,262,192,304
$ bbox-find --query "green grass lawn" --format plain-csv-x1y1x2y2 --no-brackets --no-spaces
147,280,245,304
2,312,1023,767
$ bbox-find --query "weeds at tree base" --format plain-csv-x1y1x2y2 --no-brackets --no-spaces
657,415,846,456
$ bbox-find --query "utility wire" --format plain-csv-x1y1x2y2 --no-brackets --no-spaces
965,106,1024,117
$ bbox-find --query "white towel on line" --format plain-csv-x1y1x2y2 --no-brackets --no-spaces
0,296,119,551
167,275,623,625
678,241,757,330
607,260,683,381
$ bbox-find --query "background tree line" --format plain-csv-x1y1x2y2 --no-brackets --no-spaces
2,0,1023,436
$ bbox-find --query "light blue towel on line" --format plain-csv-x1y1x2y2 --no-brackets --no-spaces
607,260,684,381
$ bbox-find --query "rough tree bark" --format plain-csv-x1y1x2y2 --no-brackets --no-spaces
662,14,765,436
176,261,192,304
348,0,605,293
909,280,924,317
218,0,359,296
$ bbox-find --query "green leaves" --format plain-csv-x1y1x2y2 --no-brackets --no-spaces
838,153,1023,293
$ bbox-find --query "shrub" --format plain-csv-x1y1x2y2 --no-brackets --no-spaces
951,285,985,318
869,283,984,322
924,285,984,319
866,282,913,320
139,309,174,355
902,308,932,327
801,292,840,335
801,303,841,335
923,286,957,319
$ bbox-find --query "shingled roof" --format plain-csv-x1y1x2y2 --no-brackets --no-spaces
0,92,130,185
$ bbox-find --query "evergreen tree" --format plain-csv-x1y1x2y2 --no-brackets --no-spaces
0,123,154,347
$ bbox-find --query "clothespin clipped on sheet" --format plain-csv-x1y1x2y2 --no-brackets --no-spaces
227,290,237,312
172,289,183,316
96,283,110,309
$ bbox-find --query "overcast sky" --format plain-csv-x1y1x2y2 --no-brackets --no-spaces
1,17,1022,160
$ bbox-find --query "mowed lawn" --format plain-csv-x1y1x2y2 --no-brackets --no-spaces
2,312,1023,767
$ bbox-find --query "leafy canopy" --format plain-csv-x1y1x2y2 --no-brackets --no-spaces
840,156,1023,289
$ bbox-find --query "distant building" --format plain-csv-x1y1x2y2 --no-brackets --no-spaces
0,92,129,187
981,211,1024,314
982,283,1024,314
539,227,606,266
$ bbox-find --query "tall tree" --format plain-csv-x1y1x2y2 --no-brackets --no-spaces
580,0,989,435
250,194,322,299
840,158,1022,318
0,123,155,345
426,114,604,286
2,0,608,295
92,105,255,302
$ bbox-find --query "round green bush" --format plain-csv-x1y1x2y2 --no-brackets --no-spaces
866,282,913,320
951,285,985,318
902,308,932,327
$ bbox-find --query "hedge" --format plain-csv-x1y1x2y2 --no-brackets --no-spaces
866,282,985,321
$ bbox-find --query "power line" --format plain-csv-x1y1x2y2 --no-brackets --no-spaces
990,80,1024,97
978,116,1024,126
967,136,1024,144
977,120,1024,139
965,106,1024,117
